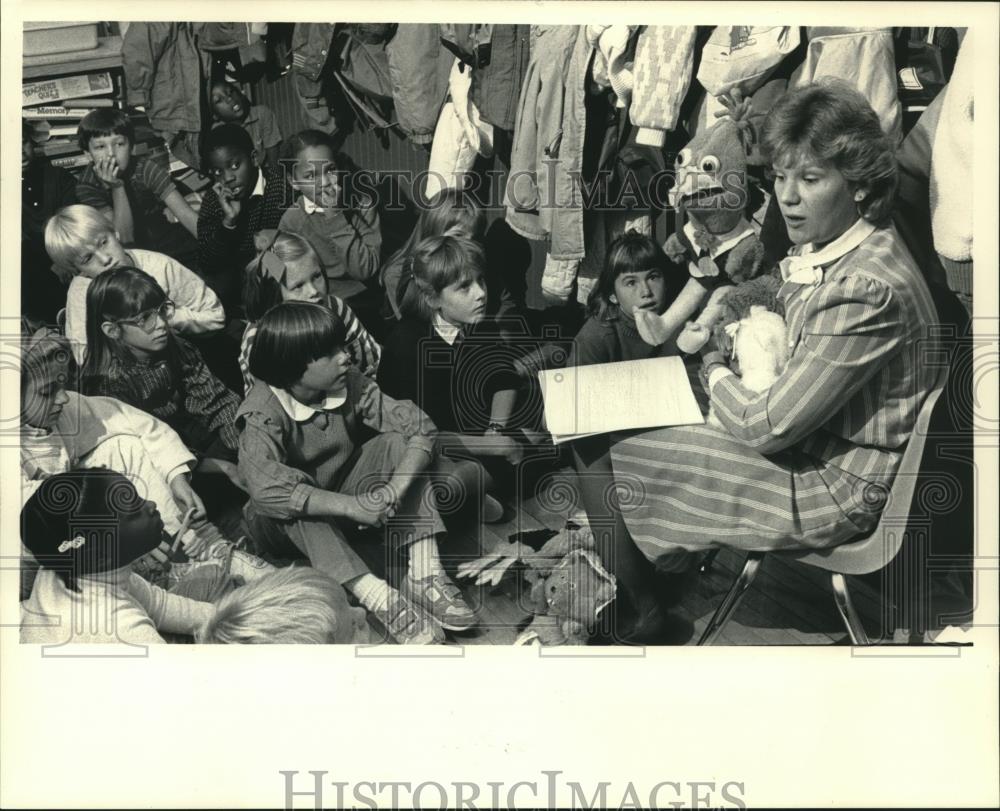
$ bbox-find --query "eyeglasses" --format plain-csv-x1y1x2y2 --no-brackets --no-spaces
115,300,175,333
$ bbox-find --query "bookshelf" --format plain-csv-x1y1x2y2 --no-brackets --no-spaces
22,35,124,79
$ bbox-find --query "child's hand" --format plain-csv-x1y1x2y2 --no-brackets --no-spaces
215,183,242,227
169,474,207,523
93,155,123,189
344,499,392,529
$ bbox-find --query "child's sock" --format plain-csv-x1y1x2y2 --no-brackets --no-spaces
346,573,392,613
408,537,444,581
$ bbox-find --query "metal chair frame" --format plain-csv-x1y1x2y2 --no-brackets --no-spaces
698,363,950,646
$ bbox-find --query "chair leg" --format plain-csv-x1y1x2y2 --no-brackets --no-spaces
699,548,721,573
698,552,765,645
831,572,870,645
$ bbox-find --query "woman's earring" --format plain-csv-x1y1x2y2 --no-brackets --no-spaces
854,191,867,202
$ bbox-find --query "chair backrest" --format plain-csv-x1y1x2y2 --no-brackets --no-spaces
784,361,950,575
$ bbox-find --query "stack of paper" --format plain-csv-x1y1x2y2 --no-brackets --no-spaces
538,356,704,444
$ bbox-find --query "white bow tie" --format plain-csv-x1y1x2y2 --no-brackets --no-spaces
779,219,877,287
779,255,825,286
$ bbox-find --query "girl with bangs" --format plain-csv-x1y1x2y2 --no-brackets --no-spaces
378,234,527,522
80,267,244,489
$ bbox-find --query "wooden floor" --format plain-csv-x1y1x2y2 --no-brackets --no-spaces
443,466,893,647
209,459,897,646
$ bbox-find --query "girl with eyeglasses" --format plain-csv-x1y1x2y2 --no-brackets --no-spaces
80,267,245,491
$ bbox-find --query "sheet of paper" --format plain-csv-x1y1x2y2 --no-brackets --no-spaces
538,355,705,444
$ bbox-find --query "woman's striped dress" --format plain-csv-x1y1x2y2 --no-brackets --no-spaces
608,224,941,562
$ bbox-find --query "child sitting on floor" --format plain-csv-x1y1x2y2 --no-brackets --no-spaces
75,108,199,267
382,187,487,322
209,78,283,168
79,268,244,490
238,230,380,396
378,234,525,519
568,230,687,368
278,130,383,335
237,301,479,644
196,566,371,644
46,204,224,367
198,123,292,315
20,469,214,645
18,320,270,603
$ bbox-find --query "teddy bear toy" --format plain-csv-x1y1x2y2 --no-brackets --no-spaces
455,523,616,646
635,89,768,351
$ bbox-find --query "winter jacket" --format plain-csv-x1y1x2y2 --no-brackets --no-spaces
439,24,494,68
471,24,530,132
386,25,453,145
291,22,335,83
505,26,589,261
122,22,211,135
790,27,902,145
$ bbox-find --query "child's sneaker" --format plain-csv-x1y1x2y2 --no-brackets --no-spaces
370,590,445,645
400,571,478,631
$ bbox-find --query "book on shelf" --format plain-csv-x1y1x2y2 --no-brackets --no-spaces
29,121,78,140
50,154,91,169
23,72,114,107
63,98,115,109
37,140,81,158
22,106,91,120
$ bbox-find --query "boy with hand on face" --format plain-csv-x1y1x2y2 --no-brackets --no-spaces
197,123,292,317
75,108,199,268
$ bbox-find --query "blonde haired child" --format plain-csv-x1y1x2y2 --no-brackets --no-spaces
46,204,224,366
239,230,380,396
196,567,370,644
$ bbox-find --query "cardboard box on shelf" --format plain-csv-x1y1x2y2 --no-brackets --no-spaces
22,72,113,107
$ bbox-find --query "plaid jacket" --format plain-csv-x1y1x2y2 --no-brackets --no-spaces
87,335,241,455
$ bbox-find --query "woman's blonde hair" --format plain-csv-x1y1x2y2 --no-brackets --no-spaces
44,204,116,282
196,567,354,644
760,79,898,225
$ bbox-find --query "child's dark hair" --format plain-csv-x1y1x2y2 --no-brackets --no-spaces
80,267,178,393
201,122,255,170
282,128,338,164
587,230,682,321
78,108,135,151
21,468,159,593
249,301,348,389
242,231,323,321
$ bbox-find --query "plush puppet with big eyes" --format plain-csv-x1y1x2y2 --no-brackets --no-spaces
635,90,768,350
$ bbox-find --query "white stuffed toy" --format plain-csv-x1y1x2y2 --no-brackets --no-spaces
708,305,789,429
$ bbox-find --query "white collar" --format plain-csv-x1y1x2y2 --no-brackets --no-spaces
683,218,756,259
268,385,347,422
780,218,876,286
301,195,325,214
432,313,463,346
250,169,267,198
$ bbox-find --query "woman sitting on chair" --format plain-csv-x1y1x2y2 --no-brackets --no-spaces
606,81,941,602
